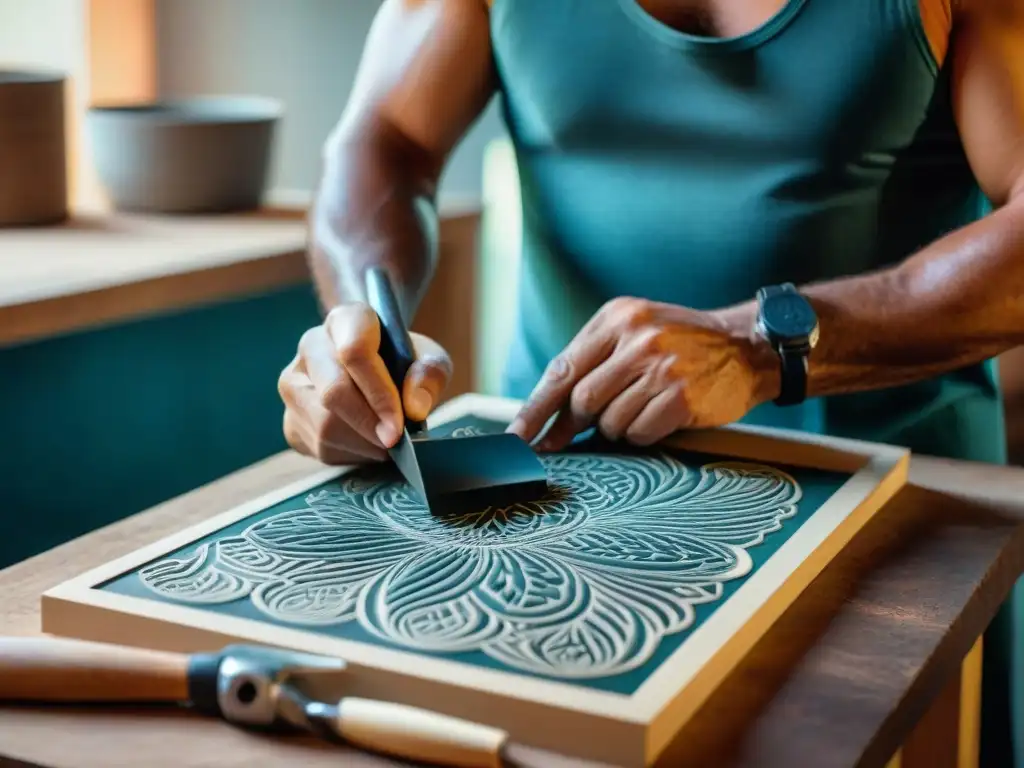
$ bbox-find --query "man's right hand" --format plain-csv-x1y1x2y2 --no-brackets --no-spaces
278,302,452,465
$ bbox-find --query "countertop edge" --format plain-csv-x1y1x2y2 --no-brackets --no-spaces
0,197,482,347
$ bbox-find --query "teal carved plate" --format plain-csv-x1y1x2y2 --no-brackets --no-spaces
44,395,910,766
101,413,850,695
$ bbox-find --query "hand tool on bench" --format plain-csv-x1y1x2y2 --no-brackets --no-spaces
365,267,549,516
0,636,509,768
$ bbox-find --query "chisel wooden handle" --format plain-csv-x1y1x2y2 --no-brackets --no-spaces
335,697,508,768
0,637,190,702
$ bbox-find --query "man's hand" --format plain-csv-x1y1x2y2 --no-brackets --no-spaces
507,298,779,452
278,304,452,465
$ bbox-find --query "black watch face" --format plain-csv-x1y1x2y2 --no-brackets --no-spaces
763,292,817,339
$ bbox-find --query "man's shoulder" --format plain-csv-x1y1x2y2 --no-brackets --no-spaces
919,0,954,66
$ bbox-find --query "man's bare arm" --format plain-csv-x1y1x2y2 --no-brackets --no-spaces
308,0,495,317
277,0,494,465
717,1,1024,402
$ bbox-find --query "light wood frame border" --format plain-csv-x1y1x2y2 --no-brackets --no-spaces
41,394,910,767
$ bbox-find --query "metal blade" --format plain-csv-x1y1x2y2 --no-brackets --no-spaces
411,433,549,515
387,429,427,504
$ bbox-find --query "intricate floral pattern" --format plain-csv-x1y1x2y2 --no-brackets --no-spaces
139,430,802,679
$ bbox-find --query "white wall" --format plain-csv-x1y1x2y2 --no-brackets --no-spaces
154,0,506,207
0,0,87,74
0,0,93,205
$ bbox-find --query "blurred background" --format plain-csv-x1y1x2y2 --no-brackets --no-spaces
2,0,1023,570
0,0,522,570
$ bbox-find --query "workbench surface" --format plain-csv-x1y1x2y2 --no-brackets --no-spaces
0,449,1021,767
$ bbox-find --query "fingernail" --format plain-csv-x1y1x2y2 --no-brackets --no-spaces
506,418,525,437
408,387,432,418
376,421,398,448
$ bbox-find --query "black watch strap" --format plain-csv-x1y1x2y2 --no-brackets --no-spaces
757,283,814,407
776,344,809,407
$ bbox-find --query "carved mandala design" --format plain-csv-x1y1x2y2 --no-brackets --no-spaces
139,428,802,679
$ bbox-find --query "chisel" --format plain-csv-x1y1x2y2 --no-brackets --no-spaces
0,636,509,768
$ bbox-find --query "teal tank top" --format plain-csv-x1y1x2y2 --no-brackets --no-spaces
490,0,1006,464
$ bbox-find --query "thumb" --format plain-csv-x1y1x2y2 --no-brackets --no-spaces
403,333,453,423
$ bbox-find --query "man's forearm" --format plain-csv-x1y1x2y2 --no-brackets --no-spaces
721,196,1024,402
307,119,441,320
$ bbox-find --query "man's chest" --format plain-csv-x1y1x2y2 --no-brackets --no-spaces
489,0,966,281
634,0,789,38
492,0,944,161
600,0,952,64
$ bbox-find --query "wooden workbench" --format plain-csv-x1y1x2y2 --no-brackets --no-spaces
0,448,1020,768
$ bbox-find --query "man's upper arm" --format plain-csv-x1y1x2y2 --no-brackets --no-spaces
331,0,496,170
951,0,1024,206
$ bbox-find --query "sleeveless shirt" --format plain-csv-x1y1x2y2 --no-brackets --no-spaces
489,0,1005,464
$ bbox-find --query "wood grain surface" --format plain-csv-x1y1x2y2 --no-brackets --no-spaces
0,212,308,347
0,451,1021,767
0,207,481,357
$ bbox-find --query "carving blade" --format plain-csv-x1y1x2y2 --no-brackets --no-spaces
366,266,549,515
388,427,427,503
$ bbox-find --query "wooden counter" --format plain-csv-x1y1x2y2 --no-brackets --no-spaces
0,200,482,357
0,212,309,348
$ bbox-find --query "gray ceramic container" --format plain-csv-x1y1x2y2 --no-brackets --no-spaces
87,96,282,214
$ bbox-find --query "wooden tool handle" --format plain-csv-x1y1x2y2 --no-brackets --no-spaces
336,697,508,768
0,637,190,702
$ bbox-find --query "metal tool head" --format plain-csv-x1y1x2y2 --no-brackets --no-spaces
393,430,550,516
192,644,513,763
365,266,550,515
188,644,346,730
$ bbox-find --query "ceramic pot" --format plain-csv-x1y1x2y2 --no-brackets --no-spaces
0,70,68,227
88,96,282,214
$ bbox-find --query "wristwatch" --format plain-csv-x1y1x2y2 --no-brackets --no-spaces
755,283,819,407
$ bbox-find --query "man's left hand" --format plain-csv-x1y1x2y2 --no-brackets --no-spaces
506,297,780,451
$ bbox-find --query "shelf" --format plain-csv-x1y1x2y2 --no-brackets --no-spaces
0,196,482,349
0,209,308,347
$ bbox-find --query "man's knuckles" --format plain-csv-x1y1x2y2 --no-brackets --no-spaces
277,362,300,407
569,383,603,419
317,370,358,414
282,411,307,454
326,302,381,356
602,296,654,330
628,327,666,358
335,336,379,370
325,300,377,333
409,355,451,393
542,354,575,385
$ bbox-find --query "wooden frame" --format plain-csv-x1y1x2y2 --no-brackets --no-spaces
41,394,910,767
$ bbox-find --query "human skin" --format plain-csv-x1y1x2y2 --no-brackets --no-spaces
278,0,1024,462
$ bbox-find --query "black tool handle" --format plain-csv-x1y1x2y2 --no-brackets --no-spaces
364,267,425,433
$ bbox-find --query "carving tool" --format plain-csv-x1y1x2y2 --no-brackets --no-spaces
0,636,509,768
365,267,549,515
